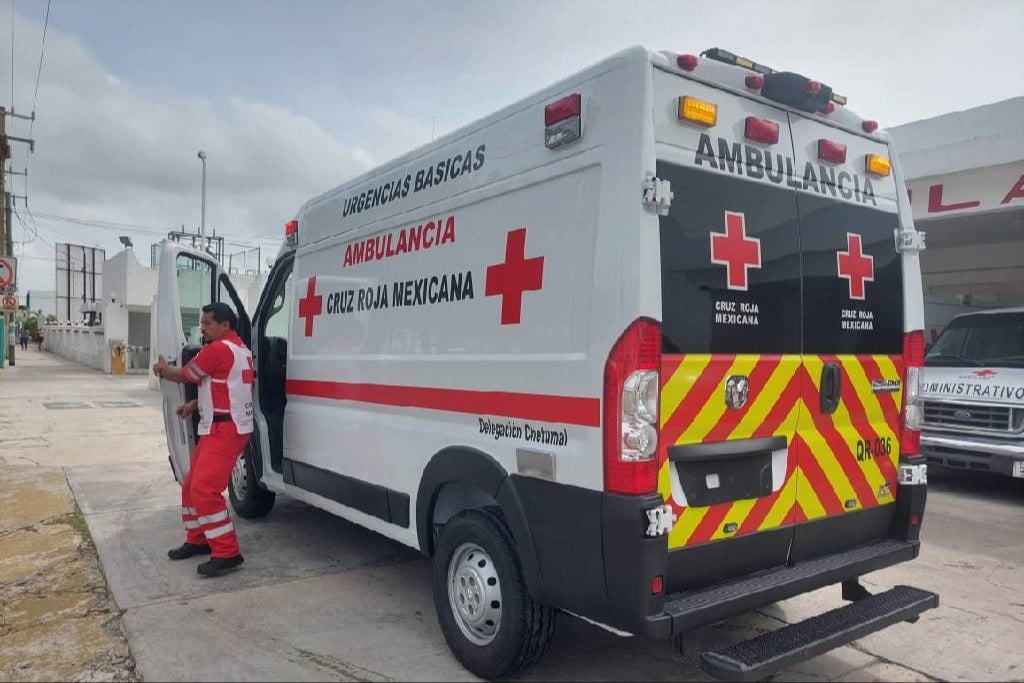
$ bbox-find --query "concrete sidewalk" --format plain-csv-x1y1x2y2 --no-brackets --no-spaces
0,349,139,682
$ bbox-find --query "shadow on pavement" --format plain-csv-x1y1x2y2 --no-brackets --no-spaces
926,466,1024,505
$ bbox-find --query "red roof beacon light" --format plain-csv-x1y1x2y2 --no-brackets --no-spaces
545,93,583,149
745,74,765,90
744,117,780,145
817,139,848,164
677,54,699,71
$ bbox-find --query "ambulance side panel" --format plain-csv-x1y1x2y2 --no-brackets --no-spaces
275,46,655,582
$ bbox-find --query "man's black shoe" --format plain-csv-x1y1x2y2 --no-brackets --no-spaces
167,543,211,560
197,555,244,577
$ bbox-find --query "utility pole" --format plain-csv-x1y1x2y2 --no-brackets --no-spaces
1,107,8,368
1,107,7,260
1,106,36,367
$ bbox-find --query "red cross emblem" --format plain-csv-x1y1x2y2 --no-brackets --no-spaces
974,369,997,378
298,276,324,337
710,211,761,291
485,228,545,325
242,357,255,385
837,233,874,300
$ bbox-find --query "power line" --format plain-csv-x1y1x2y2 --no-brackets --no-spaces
32,211,281,247
11,200,37,245
28,0,50,140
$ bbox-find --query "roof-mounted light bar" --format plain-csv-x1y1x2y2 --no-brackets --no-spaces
700,47,848,106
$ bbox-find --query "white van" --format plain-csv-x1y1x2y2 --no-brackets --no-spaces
157,46,936,680
921,307,1024,478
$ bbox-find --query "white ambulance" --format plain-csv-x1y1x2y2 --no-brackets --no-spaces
156,46,937,680
921,307,1024,478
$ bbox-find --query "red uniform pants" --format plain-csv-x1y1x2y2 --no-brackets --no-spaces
180,423,250,558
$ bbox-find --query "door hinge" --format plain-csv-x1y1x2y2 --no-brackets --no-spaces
643,176,673,216
895,228,926,253
645,504,677,537
899,463,928,486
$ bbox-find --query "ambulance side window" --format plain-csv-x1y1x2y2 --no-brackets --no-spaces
264,272,294,340
175,254,214,346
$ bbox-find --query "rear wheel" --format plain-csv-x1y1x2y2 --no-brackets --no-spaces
432,508,555,679
228,447,275,518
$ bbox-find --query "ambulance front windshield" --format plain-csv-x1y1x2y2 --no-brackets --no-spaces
927,312,1024,368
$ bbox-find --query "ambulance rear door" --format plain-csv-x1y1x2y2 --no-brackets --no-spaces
654,71,804,591
155,241,251,482
787,117,905,560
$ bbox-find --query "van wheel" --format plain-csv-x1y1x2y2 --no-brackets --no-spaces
432,508,555,679
228,448,275,518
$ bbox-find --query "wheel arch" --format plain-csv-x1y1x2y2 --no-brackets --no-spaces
417,446,544,599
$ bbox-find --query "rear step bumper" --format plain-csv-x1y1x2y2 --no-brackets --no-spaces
700,585,938,682
644,538,919,638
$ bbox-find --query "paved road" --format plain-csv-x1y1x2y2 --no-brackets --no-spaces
3,349,1023,682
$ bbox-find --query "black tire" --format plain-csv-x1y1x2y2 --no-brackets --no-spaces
432,508,555,680
228,447,276,518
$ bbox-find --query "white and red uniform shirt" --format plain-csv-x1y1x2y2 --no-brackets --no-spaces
182,332,254,436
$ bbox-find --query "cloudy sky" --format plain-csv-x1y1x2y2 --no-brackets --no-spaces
3,0,1023,292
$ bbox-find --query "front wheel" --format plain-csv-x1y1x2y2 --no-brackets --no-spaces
432,508,555,679
228,447,275,518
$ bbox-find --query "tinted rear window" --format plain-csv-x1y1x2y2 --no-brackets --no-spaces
658,162,903,355
658,161,801,355
796,195,904,354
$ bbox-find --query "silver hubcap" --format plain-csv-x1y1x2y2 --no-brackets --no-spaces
231,454,247,497
447,543,502,646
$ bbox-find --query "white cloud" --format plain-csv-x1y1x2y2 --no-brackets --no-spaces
1,9,425,290
360,107,437,167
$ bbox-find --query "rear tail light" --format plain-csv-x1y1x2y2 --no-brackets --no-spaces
604,318,661,495
544,93,582,149
744,117,779,145
901,330,925,455
865,154,891,177
676,54,699,71
678,96,718,127
817,139,847,164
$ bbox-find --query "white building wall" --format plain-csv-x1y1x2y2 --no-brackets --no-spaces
888,97,1024,338
43,325,105,371
49,245,267,376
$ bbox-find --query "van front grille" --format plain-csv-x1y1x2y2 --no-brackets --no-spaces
922,401,1014,433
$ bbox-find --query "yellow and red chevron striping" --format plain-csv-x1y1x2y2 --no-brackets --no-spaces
658,353,905,550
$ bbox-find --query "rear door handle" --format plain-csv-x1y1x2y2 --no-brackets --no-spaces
820,362,842,415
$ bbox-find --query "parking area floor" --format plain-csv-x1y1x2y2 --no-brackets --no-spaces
3,349,1023,681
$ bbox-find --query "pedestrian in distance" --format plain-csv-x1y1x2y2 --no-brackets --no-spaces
152,302,254,577
19,330,29,351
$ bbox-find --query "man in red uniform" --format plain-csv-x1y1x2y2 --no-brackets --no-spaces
153,302,254,577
